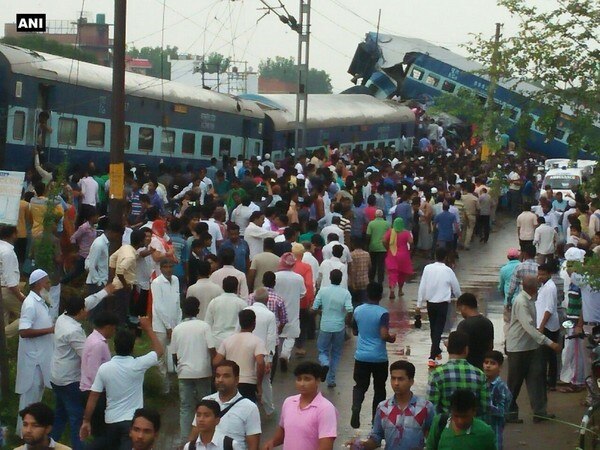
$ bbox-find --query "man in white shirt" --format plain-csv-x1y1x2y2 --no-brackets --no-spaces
0,225,26,338
78,170,99,209
416,248,462,366
209,248,249,299
274,253,306,371
172,297,216,441
232,198,255,236
214,310,267,404
321,235,352,264
50,296,87,449
320,216,345,245
188,361,261,450
187,260,224,320
245,288,278,415
245,212,280,261
201,209,223,255
533,216,558,264
80,317,163,449
151,259,182,394
317,245,348,289
16,269,55,435
536,263,560,390
205,277,248,347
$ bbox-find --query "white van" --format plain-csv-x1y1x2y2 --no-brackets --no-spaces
542,167,585,196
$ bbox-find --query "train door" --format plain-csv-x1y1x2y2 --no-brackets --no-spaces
36,83,53,163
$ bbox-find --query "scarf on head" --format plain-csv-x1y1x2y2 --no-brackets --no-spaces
389,217,405,256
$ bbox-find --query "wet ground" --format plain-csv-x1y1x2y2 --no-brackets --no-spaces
155,214,588,449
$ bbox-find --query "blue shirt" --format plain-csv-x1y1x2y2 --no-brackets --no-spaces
369,394,435,450
169,233,188,278
312,285,353,333
351,205,367,237
220,239,250,273
498,259,520,305
434,211,457,242
394,202,413,229
353,303,389,363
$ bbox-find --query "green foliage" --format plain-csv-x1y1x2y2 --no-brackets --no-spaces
575,256,600,293
0,35,98,63
203,52,231,74
127,45,179,80
429,90,512,152
259,56,333,94
467,0,600,158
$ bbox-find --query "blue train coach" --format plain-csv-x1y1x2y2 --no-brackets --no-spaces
0,44,265,172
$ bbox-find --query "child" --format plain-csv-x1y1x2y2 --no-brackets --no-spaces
483,350,512,450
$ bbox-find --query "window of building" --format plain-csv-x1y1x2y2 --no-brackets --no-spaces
182,132,196,154
425,75,439,87
411,68,424,80
441,80,456,93
220,137,232,154
124,125,131,150
138,127,154,152
201,135,214,156
161,130,175,153
58,118,78,145
13,111,25,140
87,121,105,147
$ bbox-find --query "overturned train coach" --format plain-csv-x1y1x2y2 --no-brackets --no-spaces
0,44,416,172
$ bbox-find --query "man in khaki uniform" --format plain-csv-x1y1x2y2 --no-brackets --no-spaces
461,184,480,250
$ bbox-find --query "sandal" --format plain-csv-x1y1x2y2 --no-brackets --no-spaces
558,385,584,393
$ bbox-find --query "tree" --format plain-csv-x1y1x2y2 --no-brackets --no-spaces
127,45,179,80
259,56,333,94
468,0,600,289
467,0,599,158
203,52,231,74
0,35,98,63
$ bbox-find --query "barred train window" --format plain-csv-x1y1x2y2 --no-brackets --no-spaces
87,121,105,147
161,130,175,153
13,111,25,141
138,127,154,152
58,118,78,146
182,133,196,154
201,136,214,156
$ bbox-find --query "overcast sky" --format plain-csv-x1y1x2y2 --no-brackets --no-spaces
2,0,527,92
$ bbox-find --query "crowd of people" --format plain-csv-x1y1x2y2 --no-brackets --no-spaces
1,137,599,450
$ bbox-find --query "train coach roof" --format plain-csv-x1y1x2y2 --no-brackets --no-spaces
241,93,414,130
0,44,264,119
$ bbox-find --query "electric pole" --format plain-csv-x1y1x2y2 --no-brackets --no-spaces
294,0,310,156
109,0,127,228
482,22,502,160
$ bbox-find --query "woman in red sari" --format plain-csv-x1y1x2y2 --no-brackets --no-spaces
383,218,414,300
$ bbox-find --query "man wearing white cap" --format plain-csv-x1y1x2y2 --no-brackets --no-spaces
15,269,55,435
562,199,578,238
262,154,275,172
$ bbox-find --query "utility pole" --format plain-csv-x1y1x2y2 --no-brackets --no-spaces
294,0,310,156
109,0,127,228
481,22,502,160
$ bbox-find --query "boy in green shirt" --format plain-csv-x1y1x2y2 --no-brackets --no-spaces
427,389,496,450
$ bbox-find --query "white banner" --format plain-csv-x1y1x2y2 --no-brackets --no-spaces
0,171,25,226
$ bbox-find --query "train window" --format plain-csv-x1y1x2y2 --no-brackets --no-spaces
355,144,363,151
411,68,424,80
441,81,456,93
161,130,175,153
124,125,131,150
87,121,105,147
220,138,232,153
13,111,25,140
508,108,520,121
388,141,395,147
201,135,214,156
58,118,78,146
377,142,385,149
138,127,154,152
254,142,261,155
182,133,196,154
366,143,375,150
425,75,439,87
555,129,566,141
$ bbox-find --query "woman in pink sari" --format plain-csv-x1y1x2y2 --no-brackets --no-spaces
383,218,414,299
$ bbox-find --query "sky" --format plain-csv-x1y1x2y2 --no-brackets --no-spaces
1,0,527,92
